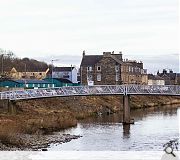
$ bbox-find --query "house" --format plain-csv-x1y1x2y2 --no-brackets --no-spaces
80,51,148,85
44,78,74,87
49,66,78,84
9,67,49,80
80,51,123,85
121,59,148,84
0,79,54,88
148,74,165,85
157,69,178,85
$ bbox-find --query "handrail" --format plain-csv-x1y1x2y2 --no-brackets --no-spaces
0,85,179,100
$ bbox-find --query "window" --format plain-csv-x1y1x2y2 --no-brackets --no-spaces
87,66,93,71
97,66,101,71
115,65,119,72
116,73,119,81
87,74,93,81
39,73,42,75
97,74,101,81
43,84,46,88
63,75,69,78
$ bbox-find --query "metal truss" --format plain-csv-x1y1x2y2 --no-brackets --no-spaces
0,85,179,100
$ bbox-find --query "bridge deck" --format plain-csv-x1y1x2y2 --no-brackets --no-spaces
0,85,179,100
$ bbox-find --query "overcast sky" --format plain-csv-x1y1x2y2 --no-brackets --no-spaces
0,0,179,73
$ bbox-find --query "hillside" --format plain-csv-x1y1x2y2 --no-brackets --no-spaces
0,49,49,77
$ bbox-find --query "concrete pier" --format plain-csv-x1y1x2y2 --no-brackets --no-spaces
0,100,16,114
123,95,131,124
8,100,17,114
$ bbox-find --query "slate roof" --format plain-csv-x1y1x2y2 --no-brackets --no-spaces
80,55,103,66
11,79,52,84
57,78,72,83
13,67,49,72
44,78,72,83
158,73,177,80
148,74,164,80
53,67,75,72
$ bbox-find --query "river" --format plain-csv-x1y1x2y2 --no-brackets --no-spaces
49,105,179,151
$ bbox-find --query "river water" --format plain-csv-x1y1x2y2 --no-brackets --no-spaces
49,105,179,151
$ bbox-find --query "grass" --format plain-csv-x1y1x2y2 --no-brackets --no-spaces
0,109,77,148
0,119,23,147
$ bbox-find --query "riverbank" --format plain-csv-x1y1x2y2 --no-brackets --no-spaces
0,95,179,150
0,133,81,151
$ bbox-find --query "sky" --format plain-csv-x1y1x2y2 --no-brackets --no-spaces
0,0,179,73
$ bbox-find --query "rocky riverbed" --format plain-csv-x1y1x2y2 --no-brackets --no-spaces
0,133,81,151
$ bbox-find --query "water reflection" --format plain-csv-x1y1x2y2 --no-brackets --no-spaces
123,124,130,139
49,105,179,151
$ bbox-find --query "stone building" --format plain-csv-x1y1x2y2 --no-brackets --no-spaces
80,51,123,85
80,51,148,85
148,74,165,85
157,69,179,85
121,59,148,84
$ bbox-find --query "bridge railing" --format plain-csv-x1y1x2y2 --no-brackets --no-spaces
127,85,180,95
0,85,125,100
0,85,179,100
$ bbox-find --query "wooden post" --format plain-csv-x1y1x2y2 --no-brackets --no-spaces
123,95,130,124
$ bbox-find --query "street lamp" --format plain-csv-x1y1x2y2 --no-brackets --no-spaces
51,59,59,88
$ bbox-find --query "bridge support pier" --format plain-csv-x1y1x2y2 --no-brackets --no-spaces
123,95,131,124
8,100,17,114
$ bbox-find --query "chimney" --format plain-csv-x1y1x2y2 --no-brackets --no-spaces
111,51,123,61
83,50,85,57
163,69,167,74
103,52,111,57
118,51,123,61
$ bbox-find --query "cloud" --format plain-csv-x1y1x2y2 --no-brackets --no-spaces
0,0,178,73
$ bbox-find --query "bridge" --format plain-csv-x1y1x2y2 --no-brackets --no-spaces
0,85,179,124
0,85,179,100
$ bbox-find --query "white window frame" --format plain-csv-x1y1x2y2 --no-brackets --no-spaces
87,74,93,81
97,74,101,81
115,65,119,72
97,66,101,71
116,73,119,81
87,66,93,71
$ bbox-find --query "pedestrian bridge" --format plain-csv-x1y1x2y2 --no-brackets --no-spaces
0,85,179,100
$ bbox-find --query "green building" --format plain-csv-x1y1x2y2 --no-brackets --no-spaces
44,78,74,87
0,79,54,89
